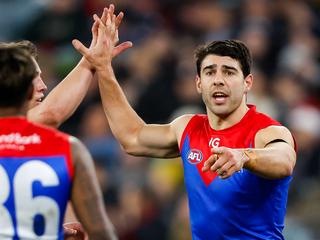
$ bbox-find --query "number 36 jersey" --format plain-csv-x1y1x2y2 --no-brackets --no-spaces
0,117,74,240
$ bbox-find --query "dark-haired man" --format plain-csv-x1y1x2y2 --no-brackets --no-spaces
0,46,117,239
74,12,297,239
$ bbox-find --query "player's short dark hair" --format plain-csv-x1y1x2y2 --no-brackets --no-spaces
0,47,36,107
0,40,38,60
194,40,252,77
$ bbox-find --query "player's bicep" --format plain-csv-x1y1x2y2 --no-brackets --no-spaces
132,115,192,158
255,125,296,167
132,123,179,158
255,125,295,149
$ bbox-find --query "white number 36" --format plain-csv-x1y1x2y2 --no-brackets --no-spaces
0,160,60,239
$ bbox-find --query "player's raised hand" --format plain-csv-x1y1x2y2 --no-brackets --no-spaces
74,4,132,71
72,13,116,70
100,4,133,58
202,147,249,179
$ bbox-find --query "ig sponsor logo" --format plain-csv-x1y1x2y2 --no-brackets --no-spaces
209,137,220,148
187,149,203,164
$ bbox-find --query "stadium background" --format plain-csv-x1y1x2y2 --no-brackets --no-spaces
1,0,319,239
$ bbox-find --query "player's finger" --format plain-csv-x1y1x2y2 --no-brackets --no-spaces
72,39,89,57
113,30,119,44
220,165,238,179
218,161,233,175
210,156,227,172
112,41,133,58
108,3,115,19
202,154,217,172
90,18,99,46
109,14,116,35
93,15,107,45
63,227,77,237
101,7,108,23
105,9,111,27
112,13,116,26
63,222,87,240
93,14,104,26
211,147,224,155
115,12,124,29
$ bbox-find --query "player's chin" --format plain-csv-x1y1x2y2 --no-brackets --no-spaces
29,99,41,109
211,105,230,116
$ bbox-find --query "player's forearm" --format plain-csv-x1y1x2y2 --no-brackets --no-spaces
97,65,146,152
87,211,118,240
243,144,296,179
72,188,118,240
28,59,94,128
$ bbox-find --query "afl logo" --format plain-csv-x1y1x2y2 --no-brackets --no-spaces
187,149,203,164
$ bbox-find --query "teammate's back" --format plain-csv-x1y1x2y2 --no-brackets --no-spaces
0,44,117,240
0,117,74,239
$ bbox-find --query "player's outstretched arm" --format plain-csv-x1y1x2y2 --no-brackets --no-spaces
28,4,132,128
70,137,118,240
202,126,296,179
73,9,182,158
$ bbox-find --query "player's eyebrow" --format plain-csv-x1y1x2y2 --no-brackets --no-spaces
202,64,239,73
202,64,216,72
222,65,238,72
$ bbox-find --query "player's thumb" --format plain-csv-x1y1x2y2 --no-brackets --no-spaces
72,39,88,57
113,41,133,58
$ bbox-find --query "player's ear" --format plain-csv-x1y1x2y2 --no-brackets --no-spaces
195,75,202,94
244,74,253,94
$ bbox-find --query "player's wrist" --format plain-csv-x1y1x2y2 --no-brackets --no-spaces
96,64,115,79
79,57,96,74
243,148,258,170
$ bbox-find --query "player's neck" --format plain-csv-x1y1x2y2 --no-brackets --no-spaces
208,102,249,130
0,106,27,118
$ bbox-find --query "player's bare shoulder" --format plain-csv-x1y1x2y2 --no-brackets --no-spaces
255,125,295,149
69,136,91,167
171,114,195,144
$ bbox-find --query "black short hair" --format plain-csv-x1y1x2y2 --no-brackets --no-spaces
194,40,252,77
0,47,36,107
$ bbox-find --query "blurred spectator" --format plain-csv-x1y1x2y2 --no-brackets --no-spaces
288,105,320,182
287,105,320,237
247,68,280,119
0,0,48,40
23,0,88,49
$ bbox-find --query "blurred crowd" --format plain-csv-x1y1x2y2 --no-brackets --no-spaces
1,0,320,239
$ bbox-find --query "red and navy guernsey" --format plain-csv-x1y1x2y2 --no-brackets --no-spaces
179,105,292,240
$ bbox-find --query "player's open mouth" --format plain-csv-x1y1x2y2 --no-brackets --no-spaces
212,92,228,104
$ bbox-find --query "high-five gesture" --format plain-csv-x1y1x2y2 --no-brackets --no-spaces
73,4,132,70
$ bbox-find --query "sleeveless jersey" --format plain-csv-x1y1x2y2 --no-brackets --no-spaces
179,105,292,240
0,117,74,240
